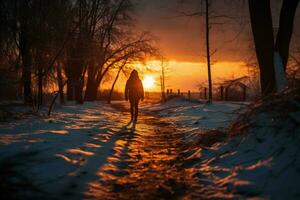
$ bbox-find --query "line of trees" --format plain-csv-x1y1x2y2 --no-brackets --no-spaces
248,0,299,96
0,0,157,107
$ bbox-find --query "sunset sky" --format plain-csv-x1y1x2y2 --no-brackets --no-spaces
113,0,300,92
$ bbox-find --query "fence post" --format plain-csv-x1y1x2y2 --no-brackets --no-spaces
178,89,180,96
220,85,224,100
188,90,191,100
242,85,246,101
204,87,207,99
225,87,228,101
167,89,169,95
170,89,173,95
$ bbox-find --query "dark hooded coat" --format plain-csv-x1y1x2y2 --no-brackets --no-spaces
125,70,144,102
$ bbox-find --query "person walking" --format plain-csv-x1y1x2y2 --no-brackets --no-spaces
125,70,144,122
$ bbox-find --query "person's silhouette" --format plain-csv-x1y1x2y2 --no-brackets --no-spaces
125,70,144,122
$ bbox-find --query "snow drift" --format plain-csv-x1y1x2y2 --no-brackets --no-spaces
183,89,300,199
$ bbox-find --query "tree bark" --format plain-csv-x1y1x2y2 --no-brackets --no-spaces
67,80,74,101
21,46,32,104
38,69,43,106
85,65,98,101
74,63,86,104
275,0,300,71
19,2,32,104
75,80,84,104
57,64,65,104
84,80,98,101
248,0,276,96
205,0,213,103
108,67,122,104
161,58,166,102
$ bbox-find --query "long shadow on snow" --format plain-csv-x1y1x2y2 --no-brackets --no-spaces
60,123,135,199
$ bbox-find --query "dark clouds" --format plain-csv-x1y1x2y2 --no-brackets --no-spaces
135,0,300,62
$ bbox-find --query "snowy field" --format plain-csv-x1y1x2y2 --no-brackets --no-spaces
0,102,132,199
0,97,299,199
142,98,248,129
146,97,300,199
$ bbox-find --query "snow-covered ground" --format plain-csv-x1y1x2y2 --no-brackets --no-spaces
145,96,300,199
142,98,248,129
0,95,299,199
0,102,132,199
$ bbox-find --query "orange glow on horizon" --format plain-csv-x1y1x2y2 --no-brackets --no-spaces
111,60,250,93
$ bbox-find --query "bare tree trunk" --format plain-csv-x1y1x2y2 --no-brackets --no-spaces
205,0,213,103
108,67,122,104
85,65,98,101
275,0,300,71
66,57,85,103
37,69,43,106
85,83,98,101
19,2,32,104
75,82,84,104
21,47,32,104
57,64,64,104
37,53,44,107
161,58,166,102
67,80,74,101
67,72,85,103
248,0,276,96
74,67,86,104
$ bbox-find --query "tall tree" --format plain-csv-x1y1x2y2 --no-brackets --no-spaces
0,0,156,105
177,0,215,102
160,57,166,102
19,0,33,103
248,0,299,96
83,0,156,101
274,0,300,71
65,0,93,104
107,60,129,104
205,0,213,103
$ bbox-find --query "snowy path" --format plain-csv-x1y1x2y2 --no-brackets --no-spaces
84,103,203,199
0,101,205,199
0,100,247,199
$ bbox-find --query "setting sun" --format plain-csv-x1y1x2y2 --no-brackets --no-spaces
142,75,155,89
